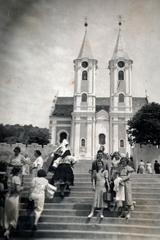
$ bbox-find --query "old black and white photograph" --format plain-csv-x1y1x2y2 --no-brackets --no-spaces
0,0,160,239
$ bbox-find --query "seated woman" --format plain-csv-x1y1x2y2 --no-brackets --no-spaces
50,139,78,197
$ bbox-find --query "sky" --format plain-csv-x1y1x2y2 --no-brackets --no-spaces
0,0,160,128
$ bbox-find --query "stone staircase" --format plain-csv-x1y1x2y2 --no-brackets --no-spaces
1,160,160,240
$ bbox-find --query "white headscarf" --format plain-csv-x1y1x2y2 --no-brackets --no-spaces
54,139,69,155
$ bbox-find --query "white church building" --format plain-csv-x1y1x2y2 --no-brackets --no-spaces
49,22,147,160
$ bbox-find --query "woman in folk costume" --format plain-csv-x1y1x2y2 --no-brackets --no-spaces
3,166,23,239
28,169,57,230
50,139,78,197
88,161,110,219
116,157,134,219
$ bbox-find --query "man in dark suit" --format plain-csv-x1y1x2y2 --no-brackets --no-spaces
91,149,110,182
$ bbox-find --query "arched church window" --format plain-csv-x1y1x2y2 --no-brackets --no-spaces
119,93,124,103
81,138,85,147
118,70,124,80
82,71,88,80
99,133,106,145
120,139,124,148
82,93,87,102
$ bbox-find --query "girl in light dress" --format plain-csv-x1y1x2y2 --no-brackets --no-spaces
3,166,23,239
88,161,110,219
28,169,57,230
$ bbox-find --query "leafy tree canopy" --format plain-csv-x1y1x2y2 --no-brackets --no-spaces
0,124,50,146
127,102,160,146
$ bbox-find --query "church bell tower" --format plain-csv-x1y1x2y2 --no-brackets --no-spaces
71,21,98,159
108,19,133,155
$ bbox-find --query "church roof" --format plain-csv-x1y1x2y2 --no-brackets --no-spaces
77,28,93,59
132,97,148,114
52,97,73,117
111,29,130,60
51,97,147,117
96,97,110,112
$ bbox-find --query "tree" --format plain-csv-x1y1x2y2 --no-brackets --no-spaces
127,102,160,146
0,124,50,145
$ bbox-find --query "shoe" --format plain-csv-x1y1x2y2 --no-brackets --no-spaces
61,193,65,198
66,186,71,190
32,224,37,231
126,213,130,219
4,230,10,239
100,214,104,219
88,212,93,218
119,214,125,218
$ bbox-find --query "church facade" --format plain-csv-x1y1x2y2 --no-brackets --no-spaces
49,24,147,159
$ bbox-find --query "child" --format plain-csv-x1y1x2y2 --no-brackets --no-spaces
113,171,125,209
117,157,134,219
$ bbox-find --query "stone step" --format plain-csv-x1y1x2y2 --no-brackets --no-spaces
14,222,160,235
19,209,160,219
18,215,160,227
20,191,160,199
22,186,160,194
20,202,160,212
20,196,160,205
0,229,159,240
23,173,160,179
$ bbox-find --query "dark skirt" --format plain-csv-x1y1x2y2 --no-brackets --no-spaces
50,163,74,186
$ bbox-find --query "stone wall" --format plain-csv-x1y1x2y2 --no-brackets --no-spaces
0,143,57,162
132,144,160,171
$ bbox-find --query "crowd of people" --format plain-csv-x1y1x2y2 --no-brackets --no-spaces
0,142,160,238
88,150,135,220
137,159,160,174
0,140,77,238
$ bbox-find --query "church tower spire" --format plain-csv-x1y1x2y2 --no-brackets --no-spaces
108,17,133,155
71,20,98,159
77,20,93,59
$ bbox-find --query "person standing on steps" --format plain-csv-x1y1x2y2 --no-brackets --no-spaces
154,160,160,174
88,161,110,219
7,146,27,184
28,169,52,231
3,166,23,239
31,150,44,179
146,161,153,174
49,139,78,197
110,151,121,181
117,157,134,220
137,159,145,174
91,149,109,183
